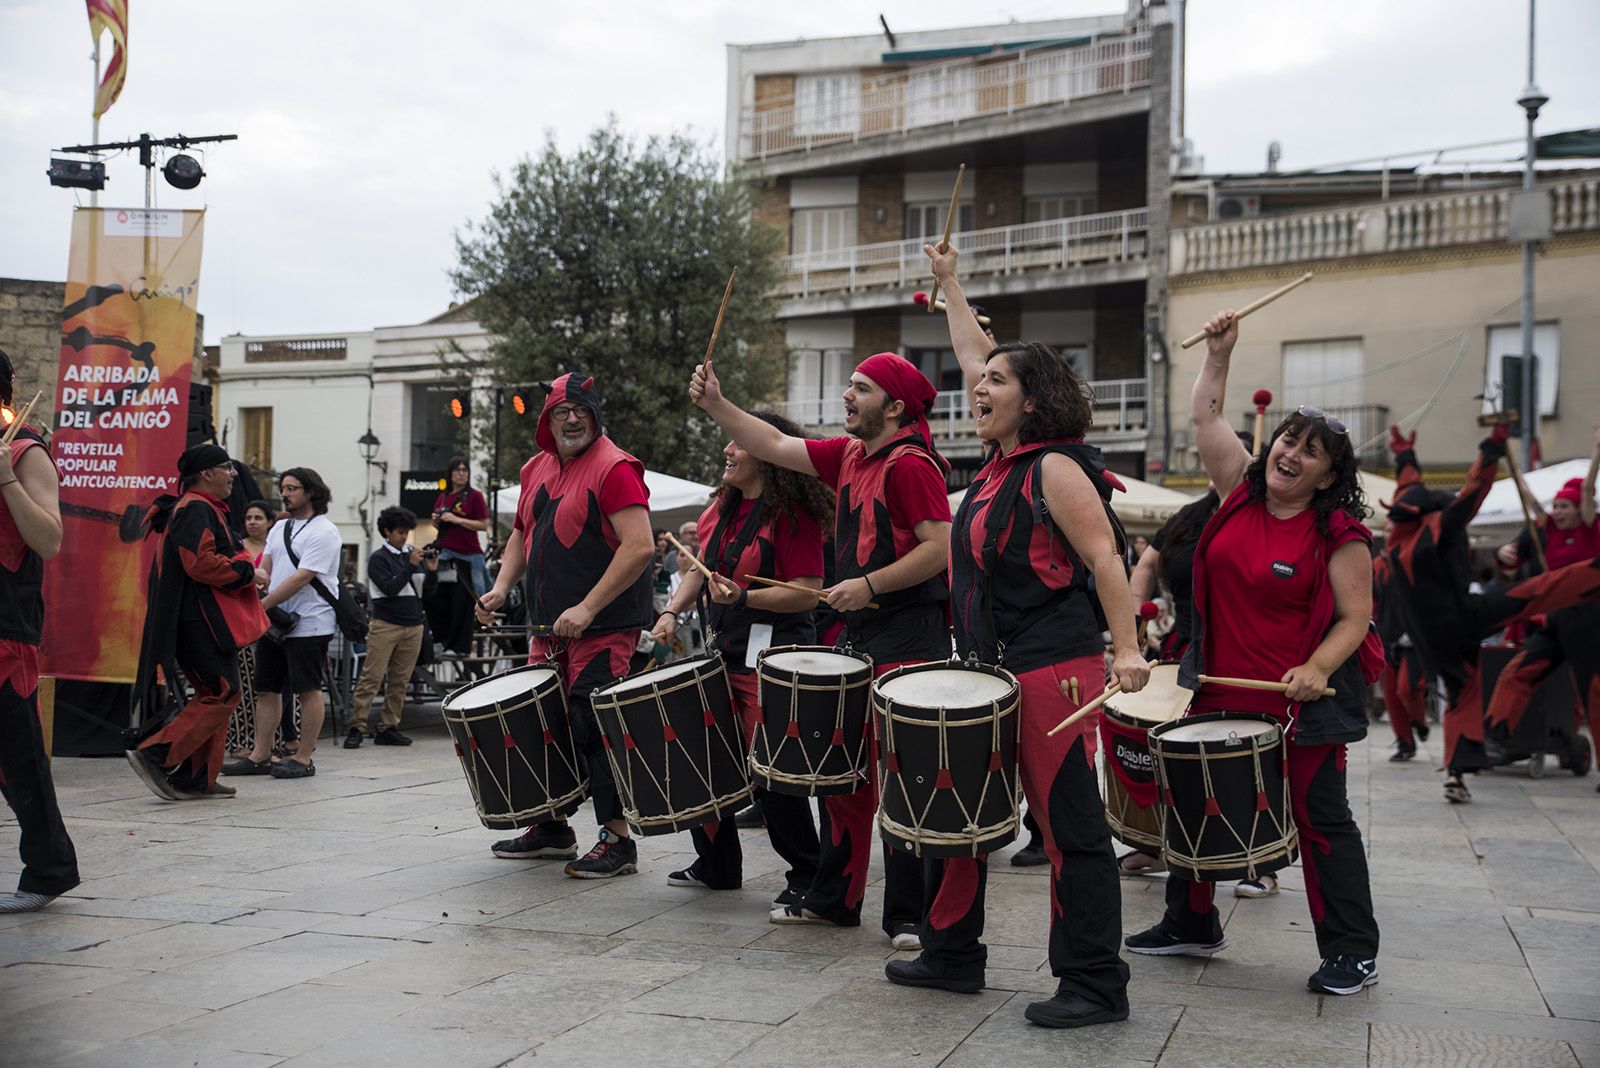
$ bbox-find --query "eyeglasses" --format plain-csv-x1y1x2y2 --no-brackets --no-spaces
549,405,589,422
1295,406,1348,436
280,483,304,493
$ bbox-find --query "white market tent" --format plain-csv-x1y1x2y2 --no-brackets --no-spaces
947,474,1200,536
490,469,715,533
1469,457,1594,541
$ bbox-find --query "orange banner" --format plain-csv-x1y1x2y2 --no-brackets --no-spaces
41,207,204,682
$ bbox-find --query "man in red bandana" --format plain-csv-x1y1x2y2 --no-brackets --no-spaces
691,352,951,949
477,372,655,878
0,348,78,912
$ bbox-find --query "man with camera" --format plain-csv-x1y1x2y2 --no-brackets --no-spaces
224,467,341,780
344,506,437,748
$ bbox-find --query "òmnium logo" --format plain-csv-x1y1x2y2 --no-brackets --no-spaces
1270,560,1297,579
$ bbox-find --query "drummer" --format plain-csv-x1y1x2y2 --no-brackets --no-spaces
476,373,656,879
902,244,1147,1028
650,411,827,903
1126,309,1383,997
690,353,951,950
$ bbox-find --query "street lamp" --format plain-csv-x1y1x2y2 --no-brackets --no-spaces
1515,0,1549,469
357,429,387,495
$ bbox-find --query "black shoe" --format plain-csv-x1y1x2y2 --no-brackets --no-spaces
1124,921,1227,956
773,886,804,907
343,728,364,749
1011,841,1048,867
373,727,412,746
1307,955,1378,995
492,823,578,860
733,801,764,829
666,865,737,890
171,782,238,800
270,759,315,779
221,757,275,776
1390,744,1416,762
1415,721,1431,742
1024,992,1129,1028
884,956,984,994
126,747,181,801
564,829,639,879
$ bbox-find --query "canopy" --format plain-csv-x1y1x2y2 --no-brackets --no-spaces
1469,457,1594,536
490,469,715,531
947,473,1199,535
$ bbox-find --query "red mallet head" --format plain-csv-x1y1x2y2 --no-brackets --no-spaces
1252,389,1273,413
912,291,931,307
1139,601,1160,620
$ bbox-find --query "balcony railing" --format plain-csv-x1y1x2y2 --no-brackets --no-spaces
784,208,1149,300
1173,177,1600,273
739,32,1152,161
768,378,1148,442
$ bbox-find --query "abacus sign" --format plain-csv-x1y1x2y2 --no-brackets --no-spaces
400,470,449,516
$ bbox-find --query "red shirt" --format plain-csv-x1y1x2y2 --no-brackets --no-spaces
805,435,950,531
1542,516,1600,570
512,463,648,538
432,488,488,555
697,497,825,588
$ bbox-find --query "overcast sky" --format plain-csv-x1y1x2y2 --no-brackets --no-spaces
2,0,1596,344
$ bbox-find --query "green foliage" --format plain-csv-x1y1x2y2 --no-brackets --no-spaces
451,121,786,486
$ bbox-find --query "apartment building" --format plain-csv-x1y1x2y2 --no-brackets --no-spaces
726,4,1181,484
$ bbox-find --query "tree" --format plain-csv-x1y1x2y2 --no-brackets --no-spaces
451,122,786,486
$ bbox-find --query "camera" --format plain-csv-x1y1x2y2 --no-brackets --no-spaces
422,546,440,560
264,606,300,644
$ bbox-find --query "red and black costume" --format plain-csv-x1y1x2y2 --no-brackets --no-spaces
684,496,823,893
1385,436,1600,776
1161,483,1383,961
133,482,270,792
919,439,1129,1010
1372,551,1429,752
0,427,78,898
515,373,652,827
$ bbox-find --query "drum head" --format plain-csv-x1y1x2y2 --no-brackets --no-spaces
443,666,559,710
1161,717,1277,743
763,649,869,676
1106,664,1189,725
877,668,1013,707
603,657,713,696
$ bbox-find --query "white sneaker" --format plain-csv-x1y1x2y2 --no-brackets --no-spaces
890,930,922,951
1234,875,1279,898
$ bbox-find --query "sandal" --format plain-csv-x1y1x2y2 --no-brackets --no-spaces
270,759,315,779
1118,850,1165,877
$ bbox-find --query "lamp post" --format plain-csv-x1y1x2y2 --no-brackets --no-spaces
1517,0,1548,469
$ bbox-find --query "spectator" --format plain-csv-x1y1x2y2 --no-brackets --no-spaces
345,506,437,748
432,455,490,595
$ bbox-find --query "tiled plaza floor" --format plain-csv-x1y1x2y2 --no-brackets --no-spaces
3,720,1598,1066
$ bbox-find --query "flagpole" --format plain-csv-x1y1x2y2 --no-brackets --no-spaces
90,34,100,208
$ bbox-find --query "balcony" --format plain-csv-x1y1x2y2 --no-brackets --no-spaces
1171,177,1600,274
739,32,1152,167
765,377,1148,450
782,208,1148,314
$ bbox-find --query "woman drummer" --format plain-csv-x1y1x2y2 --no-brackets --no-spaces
1123,309,1382,998
651,411,828,905
908,245,1148,1029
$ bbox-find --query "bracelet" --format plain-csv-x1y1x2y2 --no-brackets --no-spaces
863,573,877,597
737,587,749,609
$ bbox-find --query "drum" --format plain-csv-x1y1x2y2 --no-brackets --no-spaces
874,662,1020,858
1149,712,1298,882
591,656,753,836
441,664,588,830
751,646,875,796
1100,663,1191,851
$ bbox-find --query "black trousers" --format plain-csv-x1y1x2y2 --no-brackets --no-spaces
691,787,820,891
0,676,79,896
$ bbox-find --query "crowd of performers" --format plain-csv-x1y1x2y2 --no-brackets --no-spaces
4,236,1597,1044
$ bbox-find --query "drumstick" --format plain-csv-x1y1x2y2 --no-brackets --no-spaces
1500,445,1549,572
1198,674,1336,698
1180,272,1313,349
1046,681,1121,738
666,531,738,597
1251,389,1273,460
1,391,42,446
925,164,966,312
743,573,878,611
704,266,736,375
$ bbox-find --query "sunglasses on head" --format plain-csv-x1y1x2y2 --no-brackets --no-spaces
1295,405,1348,436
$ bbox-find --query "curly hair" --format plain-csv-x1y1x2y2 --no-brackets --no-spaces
715,412,834,535
1154,489,1220,592
279,466,332,516
1243,410,1368,535
987,342,1094,443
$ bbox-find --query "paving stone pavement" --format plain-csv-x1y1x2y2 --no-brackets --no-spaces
3,721,1599,1066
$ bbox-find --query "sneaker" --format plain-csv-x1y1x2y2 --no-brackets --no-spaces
733,801,764,829
373,727,412,747
1390,744,1416,762
1011,841,1048,867
884,956,983,994
170,782,238,800
126,747,181,801
1023,992,1130,1028
564,829,639,879
769,905,836,926
889,926,922,951
343,728,364,749
491,823,578,860
1444,775,1471,804
773,886,804,908
1307,955,1379,995
667,866,734,890
0,891,58,914
1124,921,1227,956
1234,875,1278,898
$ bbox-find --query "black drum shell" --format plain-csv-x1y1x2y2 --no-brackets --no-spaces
752,645,875,797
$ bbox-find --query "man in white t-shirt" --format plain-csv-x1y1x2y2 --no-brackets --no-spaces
223,467,342,780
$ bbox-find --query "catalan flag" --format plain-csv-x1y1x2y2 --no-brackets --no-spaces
85,0,128,120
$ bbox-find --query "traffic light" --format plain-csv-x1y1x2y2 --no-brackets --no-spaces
447,392,469,420
510,387,534,416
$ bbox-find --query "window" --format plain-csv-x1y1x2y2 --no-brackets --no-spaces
1054,344,1093,381
794,74,860,136
1282,339,1364,408
1024,194,1098,222
788,348,853,425
239,407,273,469
1484,322,1558,418
906,65,976,128
905,348,963,393
905,202,974,241
411,383,468,468
790,207,857,265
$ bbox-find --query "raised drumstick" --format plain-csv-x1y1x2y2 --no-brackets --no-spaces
704,266,737,375
1198,674,1336,698
666,531,737,597
926,164,966,311
1047,681,1121,738
1,391,42,446
1180,272,1313,349
1251,389,1273,459
743,573,878,611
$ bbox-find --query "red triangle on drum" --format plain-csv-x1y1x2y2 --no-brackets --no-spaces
702,709,716,727
831,728,845,746
935,769,954,790
503,733,516,749
886,752,901,773
786,721,801,738
623,733,638,751
1204,797,1221,817
662,724,679,743
467,737,480,751
988,751,1002,772
1256,790,1270,812
543,729,555,745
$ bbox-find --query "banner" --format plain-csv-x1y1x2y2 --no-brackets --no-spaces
85,0,129,120
41,207,204,682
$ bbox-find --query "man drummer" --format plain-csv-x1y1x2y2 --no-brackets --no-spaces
477,373,655,878
691,352,951,949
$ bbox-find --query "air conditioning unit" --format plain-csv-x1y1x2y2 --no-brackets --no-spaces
1214,195,1261,221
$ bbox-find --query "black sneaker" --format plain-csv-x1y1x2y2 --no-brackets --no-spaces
773,886,804,907
126,747,181,801
667,865,737,890
492,823,578,860
1124,921,1227,956
343,728,364,749
1011,841,1048,867
1307,955,1378,995
1390,743,1416,762
373,727,412,746
884,956,984,994
1024,992,1129,1028
564,829,638,879
1415,721,1431,742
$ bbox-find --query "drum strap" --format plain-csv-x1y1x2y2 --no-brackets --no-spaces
701,499,770,641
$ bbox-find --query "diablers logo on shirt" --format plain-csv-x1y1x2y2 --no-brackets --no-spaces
1270,560,1298,579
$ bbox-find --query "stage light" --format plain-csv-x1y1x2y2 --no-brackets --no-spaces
163,153,204,190
47,158,107,190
